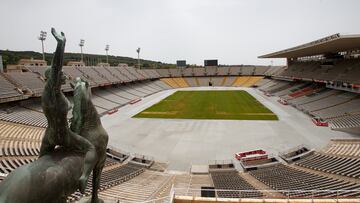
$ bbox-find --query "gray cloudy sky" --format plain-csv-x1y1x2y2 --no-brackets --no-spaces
1,0,359,65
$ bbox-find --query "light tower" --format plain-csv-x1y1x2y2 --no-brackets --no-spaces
105,44,110,64
79,39,85,62
38,31,47,61
136,47,141,69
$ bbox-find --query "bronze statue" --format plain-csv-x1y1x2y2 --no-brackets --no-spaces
0,28,108,203
70,77,108,203
39,28,97,193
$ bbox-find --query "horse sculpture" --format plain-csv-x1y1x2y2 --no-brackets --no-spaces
0,28,108,203
70,77,109,203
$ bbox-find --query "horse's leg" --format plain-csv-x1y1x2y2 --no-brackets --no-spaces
90,163,105,203
66,131,97,193
38,129,55,157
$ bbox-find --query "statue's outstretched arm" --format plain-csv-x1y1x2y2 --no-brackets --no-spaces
50,27,66,92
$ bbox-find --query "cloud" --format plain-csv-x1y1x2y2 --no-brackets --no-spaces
0,0,359,66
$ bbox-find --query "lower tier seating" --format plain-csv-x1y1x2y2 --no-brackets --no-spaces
324,139,360,157
295,153,360,178
99,170,173,202
249,164,360,198
211,170,262,198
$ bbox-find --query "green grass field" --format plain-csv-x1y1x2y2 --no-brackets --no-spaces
133,90,278,120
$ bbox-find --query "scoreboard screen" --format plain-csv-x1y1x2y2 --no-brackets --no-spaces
176,60,186,67
204,60,218,66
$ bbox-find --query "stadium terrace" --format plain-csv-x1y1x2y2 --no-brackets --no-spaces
0,33,360,202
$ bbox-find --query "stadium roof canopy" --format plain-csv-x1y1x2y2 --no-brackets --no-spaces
259,33,360,58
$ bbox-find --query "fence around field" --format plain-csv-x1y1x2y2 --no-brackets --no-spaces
78,186,360,203
172,187,360,202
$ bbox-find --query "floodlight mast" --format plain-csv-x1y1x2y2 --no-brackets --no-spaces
105,45,110,64
38,31,47,61
79,39,85,62
136,47,141,69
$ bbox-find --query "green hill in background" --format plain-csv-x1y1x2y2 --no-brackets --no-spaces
0,50,176,69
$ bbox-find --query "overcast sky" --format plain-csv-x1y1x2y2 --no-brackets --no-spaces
1,0,359,65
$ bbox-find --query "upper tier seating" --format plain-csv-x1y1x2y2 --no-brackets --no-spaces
264,66,286,76
254,66,268,75
27,66,72,91
182,68,193,77
0,73,22,100
6,72,44,95
193,68,205,76
142,69,161,78
169,69,182,77
63,66,97,86
205,66,217,76
155,69,170,77
117,67,138,81
78,66,110,85
241,66,254,75
105,67,131,83
91,66,120,83
229,67,241,75
0,80,171,127
124,67,145,80
279,58,360,84
217,66,230,76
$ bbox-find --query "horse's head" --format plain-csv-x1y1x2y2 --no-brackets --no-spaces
70,77,92,133
72,77,91,103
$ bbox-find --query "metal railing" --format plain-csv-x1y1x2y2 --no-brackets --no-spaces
76,186,360,203
172,187,360,201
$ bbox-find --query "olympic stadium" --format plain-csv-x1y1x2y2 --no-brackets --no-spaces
0,32,360,203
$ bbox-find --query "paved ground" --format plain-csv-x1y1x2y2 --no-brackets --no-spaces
101,87,359,171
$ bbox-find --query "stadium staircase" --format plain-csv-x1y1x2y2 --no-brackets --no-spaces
221,77,227,86
195,77,200,86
